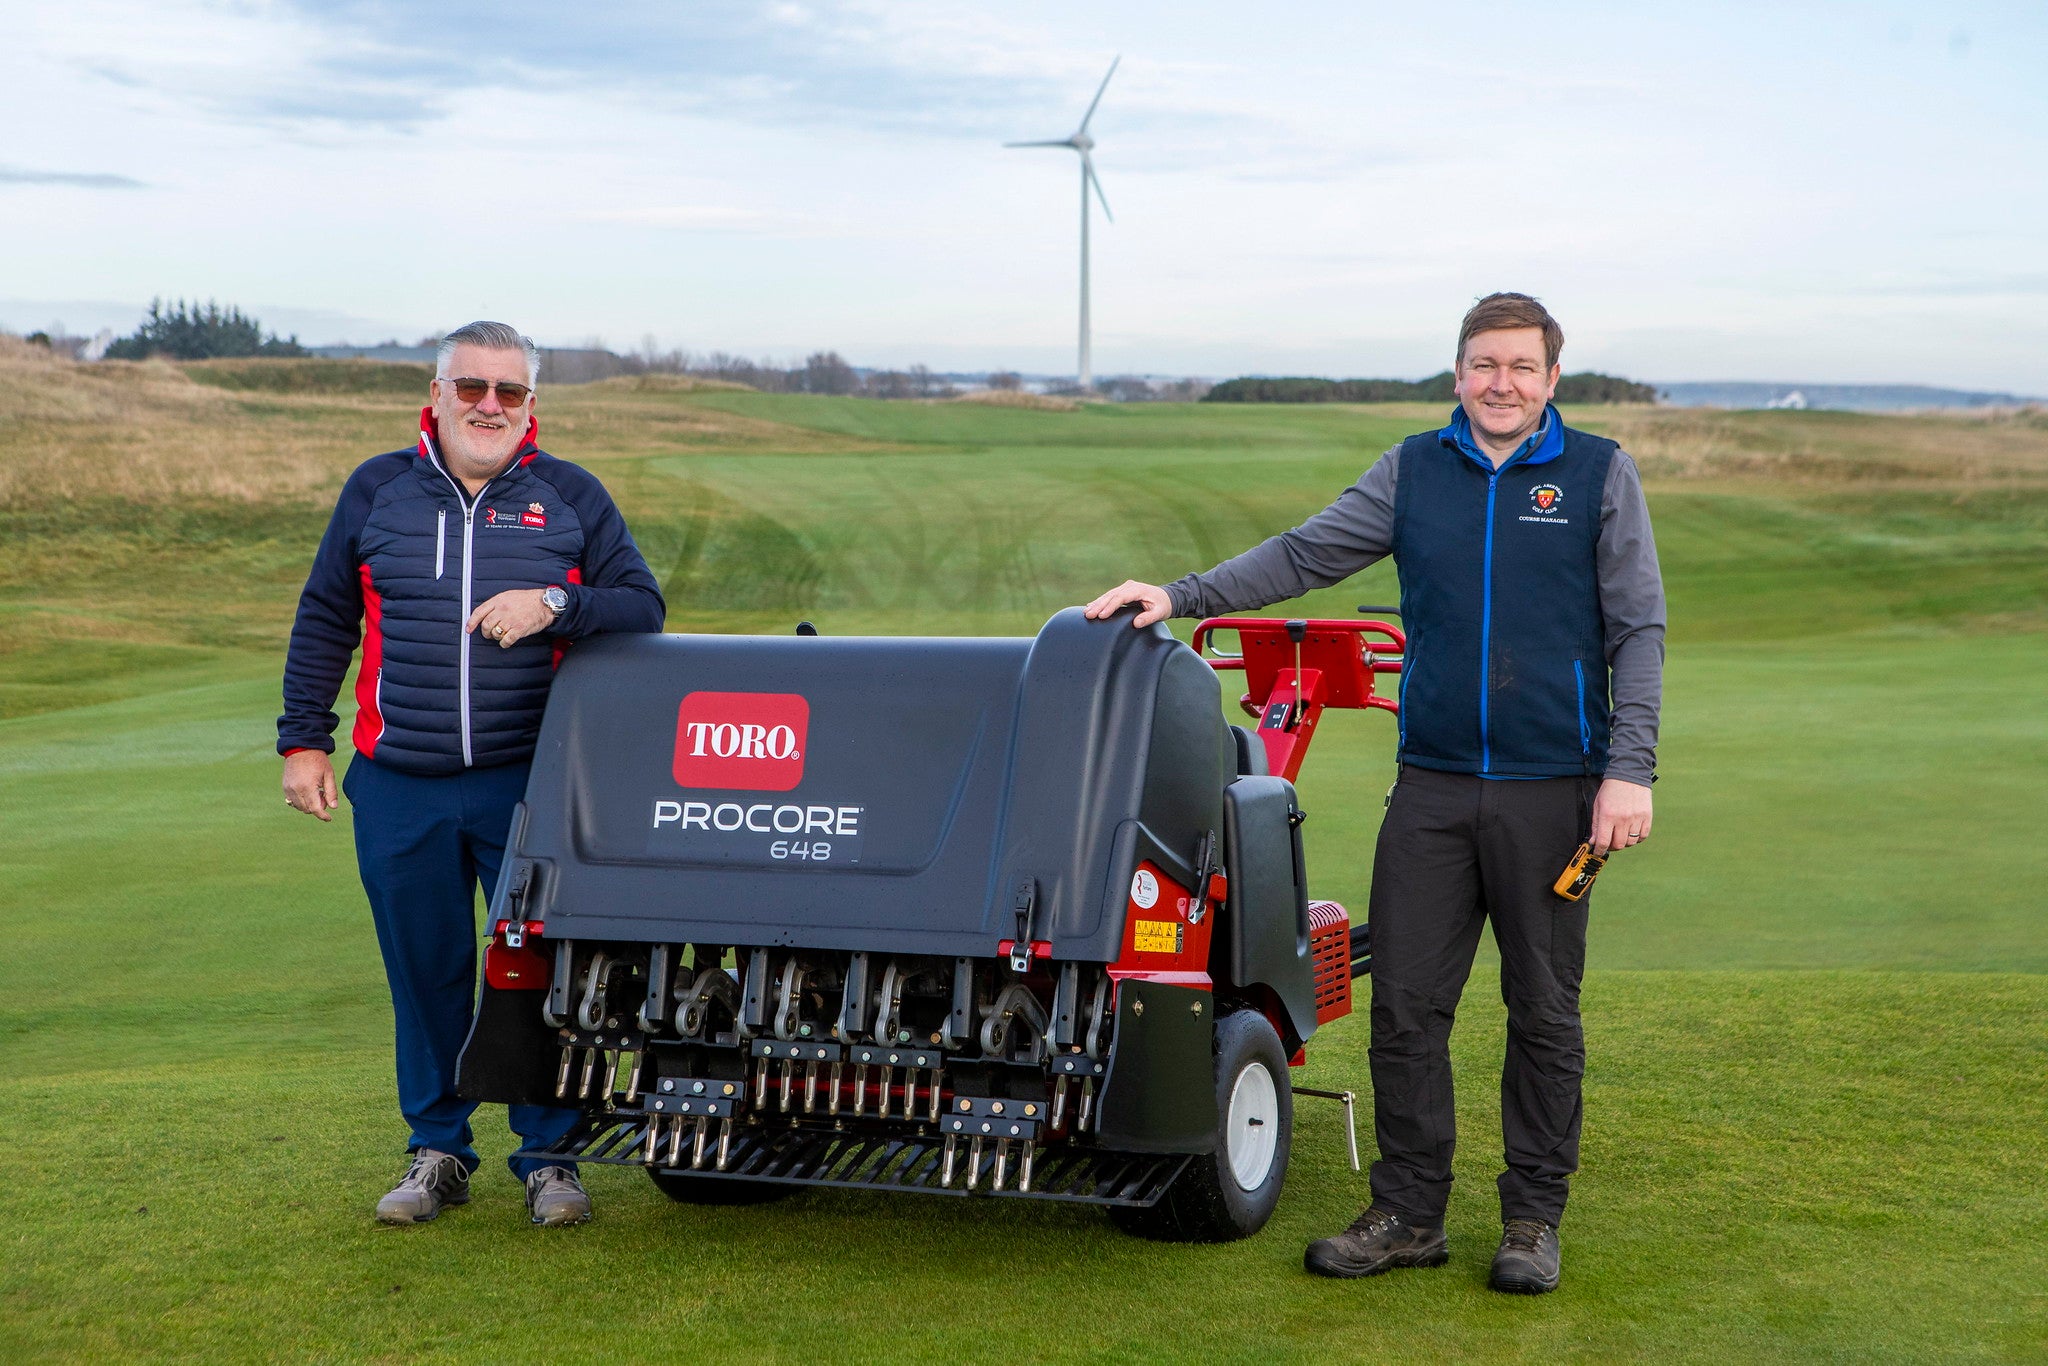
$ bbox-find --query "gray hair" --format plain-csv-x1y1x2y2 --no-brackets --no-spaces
436,320,540,387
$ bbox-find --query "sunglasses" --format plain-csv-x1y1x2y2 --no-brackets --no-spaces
445,377,534,406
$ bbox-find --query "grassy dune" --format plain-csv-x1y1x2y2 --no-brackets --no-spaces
2,348,2044,1361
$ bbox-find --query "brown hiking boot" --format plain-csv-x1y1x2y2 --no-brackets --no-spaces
375,1149,471,1225
1304,1206,1449,1279
1489,1218,1562,1294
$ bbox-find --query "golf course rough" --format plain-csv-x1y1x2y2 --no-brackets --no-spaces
2,362,2044,1362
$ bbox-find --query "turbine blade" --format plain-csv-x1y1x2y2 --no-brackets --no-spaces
1004,139,1075,148
1077,55,1120,135
1084,155,1113,222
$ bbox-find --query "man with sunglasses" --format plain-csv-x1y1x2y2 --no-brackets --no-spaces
278,320,666,1228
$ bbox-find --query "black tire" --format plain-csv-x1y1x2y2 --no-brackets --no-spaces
647,1167,795,1206
1108,1008,1292,1242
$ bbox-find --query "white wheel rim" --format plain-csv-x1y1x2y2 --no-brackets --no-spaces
1225,1060,1279,1191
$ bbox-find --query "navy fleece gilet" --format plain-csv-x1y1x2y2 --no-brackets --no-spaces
1394,417,1617,777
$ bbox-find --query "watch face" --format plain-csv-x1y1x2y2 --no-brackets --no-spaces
544,587,567,610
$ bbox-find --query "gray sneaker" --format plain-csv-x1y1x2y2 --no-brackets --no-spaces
375,1149,471,1225
1490,1218,1562,1294
1304,1207,1449,1279
524,1165,591,1227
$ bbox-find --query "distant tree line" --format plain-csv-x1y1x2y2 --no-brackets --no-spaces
103,299,307,361
552,339,1213,402
1204,371,1658,405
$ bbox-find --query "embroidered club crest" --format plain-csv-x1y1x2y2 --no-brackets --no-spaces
1531,484,1562,513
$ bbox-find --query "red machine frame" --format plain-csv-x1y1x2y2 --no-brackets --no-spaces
1192,615,1406,783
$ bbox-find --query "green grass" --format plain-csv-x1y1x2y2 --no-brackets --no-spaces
3,386,2045,1361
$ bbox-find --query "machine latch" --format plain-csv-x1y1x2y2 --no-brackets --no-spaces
1011,879,1037,973
1187,831,1218,924
503,863,535,944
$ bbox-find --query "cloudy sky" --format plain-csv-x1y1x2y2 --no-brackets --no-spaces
4,1,2045,389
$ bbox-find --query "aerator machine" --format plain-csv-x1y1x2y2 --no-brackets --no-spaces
458,606,1405,1240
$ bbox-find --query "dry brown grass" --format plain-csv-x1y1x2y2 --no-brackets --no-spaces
1578,404,2048,485
0,348,875,510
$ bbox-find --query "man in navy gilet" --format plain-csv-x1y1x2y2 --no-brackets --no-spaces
1085,293,1665,1294
278,321,666,1227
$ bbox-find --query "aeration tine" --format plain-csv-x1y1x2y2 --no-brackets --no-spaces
804,1060,820,1113
643,1117,661,1164
927,1069,942,1123
755,1058,770,1109
716,1118,734,1171
692,1116,710,1169
853,1063,869,1116
880,1066,895,1118
665,1114,685,1167
624,1051,644,1103
555,1045,574,1100
902,1069,917,1118
967,1136,983,1190
1077,1078,1095,1132
601,1050,619,1103
1051,1075,1069,1129
994,1139,1011,1191
779,1058,795,1113
1019,1141,1035,1193
941,1133,959,1186
829,1061,844,1115
578,1048,598,1100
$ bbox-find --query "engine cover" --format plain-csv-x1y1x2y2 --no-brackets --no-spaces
492,608,1233,963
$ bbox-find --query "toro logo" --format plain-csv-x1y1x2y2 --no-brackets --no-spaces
673,691,809,791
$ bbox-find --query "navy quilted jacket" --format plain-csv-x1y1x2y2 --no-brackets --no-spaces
278,409,666,774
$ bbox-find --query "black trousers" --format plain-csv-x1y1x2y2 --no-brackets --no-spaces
1365,765,1595,1227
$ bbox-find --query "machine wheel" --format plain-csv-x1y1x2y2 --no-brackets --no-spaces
1108,1008,1292,1242
647,1168,795,1206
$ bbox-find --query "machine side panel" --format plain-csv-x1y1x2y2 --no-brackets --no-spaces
1094,979,1220,1153
1220,776,1317,1046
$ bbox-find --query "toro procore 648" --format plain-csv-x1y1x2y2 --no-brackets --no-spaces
457,606,1404,1241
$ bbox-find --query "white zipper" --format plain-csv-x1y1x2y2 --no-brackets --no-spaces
373,667,387,749
435,510,446,579
420,430,500,770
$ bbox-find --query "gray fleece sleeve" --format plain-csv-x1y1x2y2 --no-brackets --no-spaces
1165,446,1399,618
1598,451,1666,786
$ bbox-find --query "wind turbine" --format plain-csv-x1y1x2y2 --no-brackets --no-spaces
1007,56,1118,391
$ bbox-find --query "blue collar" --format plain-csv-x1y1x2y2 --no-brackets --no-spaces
1439,404,1564,471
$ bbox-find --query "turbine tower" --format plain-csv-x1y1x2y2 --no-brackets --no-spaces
1007,56,1118,391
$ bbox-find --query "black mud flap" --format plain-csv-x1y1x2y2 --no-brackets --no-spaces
455,984,558,1106
1093,979,1218,1153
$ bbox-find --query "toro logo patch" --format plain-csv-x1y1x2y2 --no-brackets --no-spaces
1531,483,1563,513
673,691,809,791
482,504,543,530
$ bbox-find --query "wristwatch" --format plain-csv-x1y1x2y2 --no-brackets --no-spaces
540,585,569,620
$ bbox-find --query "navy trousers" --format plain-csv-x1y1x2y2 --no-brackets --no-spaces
342,755,579,1178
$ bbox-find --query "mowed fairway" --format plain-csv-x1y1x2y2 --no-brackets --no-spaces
3,353,2046,1362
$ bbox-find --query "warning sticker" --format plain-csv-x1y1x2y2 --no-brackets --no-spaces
1133,920,1183,955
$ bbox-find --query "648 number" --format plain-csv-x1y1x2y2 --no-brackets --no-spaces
771,840,834,861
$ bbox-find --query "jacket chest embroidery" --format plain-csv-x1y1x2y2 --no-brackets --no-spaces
1518,482,1569,526
482,501,548,530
